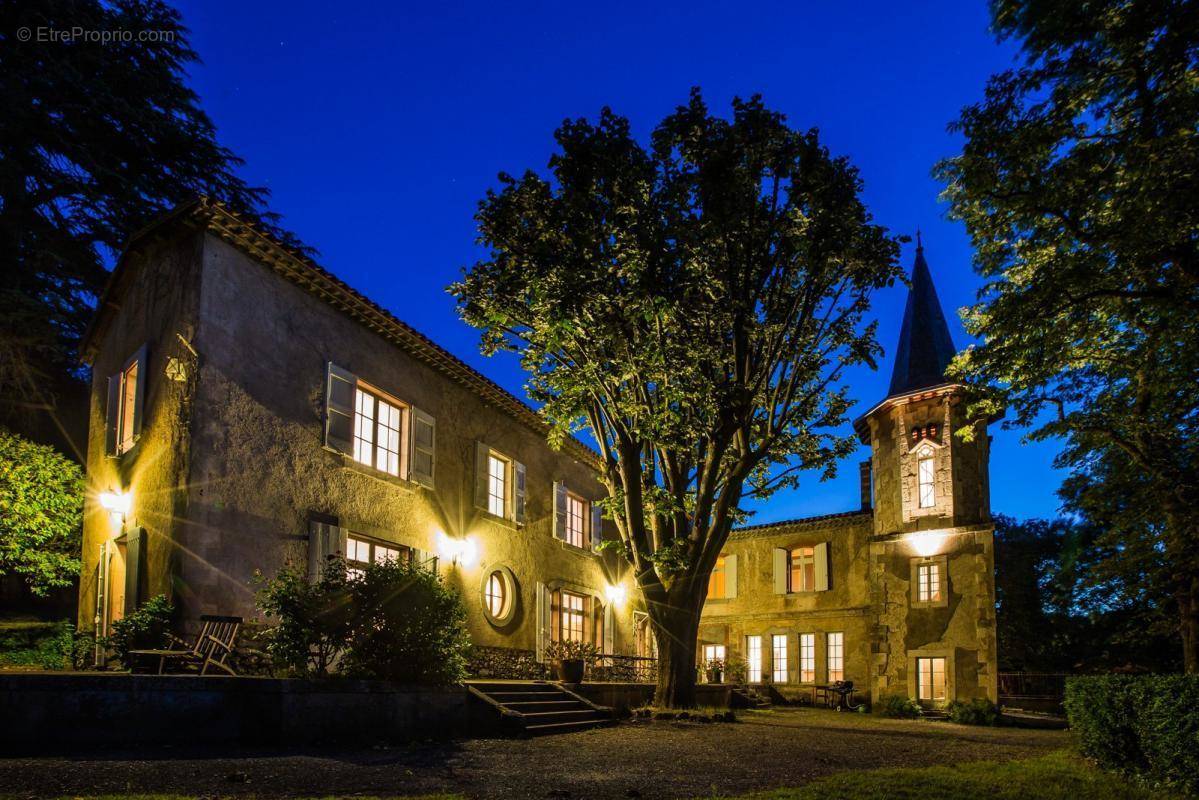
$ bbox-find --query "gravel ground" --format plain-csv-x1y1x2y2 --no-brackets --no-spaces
0,708,1068,799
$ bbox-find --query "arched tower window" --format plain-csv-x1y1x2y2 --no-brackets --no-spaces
917,445,935,508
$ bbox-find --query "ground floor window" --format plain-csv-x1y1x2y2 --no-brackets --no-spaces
746,635,762,683
772,634,788,682
634,612,656,658
798,633,815,683
557,589,587,642
702,644,726,664
917,656,947,703
485,571,507,617
346,535,409,578
827,632,844,682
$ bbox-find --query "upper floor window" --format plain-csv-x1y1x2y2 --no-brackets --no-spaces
707,555,727,599
488,454,508,517
565,492,588,548
105,344,147,457
917,446,935,508
554,482,599,549
353,386,405,477
789,547,815,592
917,562,941,602
476,442,526,524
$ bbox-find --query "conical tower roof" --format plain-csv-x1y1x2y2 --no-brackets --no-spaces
887,237,957,397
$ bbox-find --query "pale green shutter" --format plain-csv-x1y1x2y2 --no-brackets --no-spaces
773,548,788,595
324,363,356,455
123,527,145,615
474,442,490,510
408,408,436,488
814,542,830,591
725,554,738,599
590,502,603,549
553,481,567,541
513,461,527,524
130,344,147,442
104,375,120,457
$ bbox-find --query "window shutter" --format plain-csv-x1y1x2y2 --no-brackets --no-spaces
773,548,788,595
553,481,567,541
130,343,147,442
408,407,436,488
814,542,830,591
324,363,356,455
474,442,490,510
590,502,603,549
95,539,109,635
535,582,551,661
307,521,347,582
725,554,738,599
123,527,145,616
603,602,615,654
104,374,120,457
513,461,527,524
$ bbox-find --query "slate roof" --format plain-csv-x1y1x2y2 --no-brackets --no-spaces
886,239,958,397
730,508,872,539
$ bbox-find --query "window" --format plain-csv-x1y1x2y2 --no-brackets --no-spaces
917,447,935,508
565,492,587,548
827,632,844,682
789,547,815,592
917,562,941,602
488,454,507,517
634,612,657,659
352,388,405,477
346,534,409,578
745,635,762,683
917,656,947,702
485,571,507,618
702,644,726,664
772,634,788,683
118,359,139,454
708,555,727,599
559,590,586,642
799,633,815,683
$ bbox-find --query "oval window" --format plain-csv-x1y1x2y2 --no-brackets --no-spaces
480,566,518,626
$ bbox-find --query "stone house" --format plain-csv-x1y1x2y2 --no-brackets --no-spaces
78,199,634,664
696,241,998,706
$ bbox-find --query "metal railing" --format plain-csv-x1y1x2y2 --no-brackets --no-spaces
586,654,658,683
998,672,1069,700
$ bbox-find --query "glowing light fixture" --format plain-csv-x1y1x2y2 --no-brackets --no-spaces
605,584,627,606
98,491,131,516
437,532,478,567
909,530,948,558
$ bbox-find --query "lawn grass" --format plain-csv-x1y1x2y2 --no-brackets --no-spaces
719,750,1175,800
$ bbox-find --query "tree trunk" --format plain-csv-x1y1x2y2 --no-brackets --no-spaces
1179,577,1199,674
650,605,702,708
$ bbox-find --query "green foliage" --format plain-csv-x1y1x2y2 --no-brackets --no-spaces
947,698,1001,726
0,429,83,595
340,557,471,687
725,654,748,684
937,0,1199,669
1064,675,1199,795
452,90,900,705
542,639,598,664
257,557,471,686
0,620,94,670
875,694,921,719
108,595,173,667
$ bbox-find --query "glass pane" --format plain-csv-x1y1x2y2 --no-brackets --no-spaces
488,455,506,516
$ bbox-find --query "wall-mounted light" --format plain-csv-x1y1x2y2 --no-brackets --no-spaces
605,583,627,606
98,491,131,518
437,532,478,567
909,530,948,558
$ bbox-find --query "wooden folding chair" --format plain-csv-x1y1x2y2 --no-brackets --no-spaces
128,615,242,676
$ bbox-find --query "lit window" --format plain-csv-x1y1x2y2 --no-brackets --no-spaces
117,359,139,454
917,448,935,508
827,632,844,682
485,571,507,618
352,388,404,477
565,492,587,548
799,633,815,683
917,562,941,602
789,547,815,592
917,656,947,702
559,590,586,642
702,644,726,664
746,635,762,683
346,534,410,578
708,555,727,599
488,454,507,517
772,634,788,683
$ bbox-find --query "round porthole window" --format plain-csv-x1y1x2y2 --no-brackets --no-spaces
480,565,517,626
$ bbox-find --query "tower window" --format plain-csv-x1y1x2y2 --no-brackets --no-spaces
917,447,935,508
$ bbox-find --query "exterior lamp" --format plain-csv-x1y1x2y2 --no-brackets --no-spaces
98,491,131,518
605,584,627,606
909,530,948,558
437,533,478,567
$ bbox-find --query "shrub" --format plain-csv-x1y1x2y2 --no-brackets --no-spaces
0,621,95,669
1064,674,1199,795
947,697,1001,726
256,559,354,676
876,694,921,719
725,654,748,684
108,594,173,667
543,639,598,663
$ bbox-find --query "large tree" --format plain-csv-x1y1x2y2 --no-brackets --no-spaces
936,0,1199,670
0,0,303,442
453,91,899,706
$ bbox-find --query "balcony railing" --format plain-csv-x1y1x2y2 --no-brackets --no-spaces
586,653,658,683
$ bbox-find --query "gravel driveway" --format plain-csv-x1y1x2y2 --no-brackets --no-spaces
0,708,1067,799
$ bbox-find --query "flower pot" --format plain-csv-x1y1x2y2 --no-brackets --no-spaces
555,658,585,683
707,669,723,684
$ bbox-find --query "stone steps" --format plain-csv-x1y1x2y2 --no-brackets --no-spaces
466,680,613,737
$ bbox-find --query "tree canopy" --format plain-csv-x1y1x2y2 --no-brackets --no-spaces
937,0,1199,670
453,90,900,705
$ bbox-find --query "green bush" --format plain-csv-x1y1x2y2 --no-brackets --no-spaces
876,694,921,719
947,697,1001,725
1064,674,1199,795
256,559,354,676
107,594,173,667
0,620,94,669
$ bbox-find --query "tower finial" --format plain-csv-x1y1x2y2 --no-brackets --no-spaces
916,228,923,252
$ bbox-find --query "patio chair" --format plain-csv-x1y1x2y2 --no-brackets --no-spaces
128,615,242,676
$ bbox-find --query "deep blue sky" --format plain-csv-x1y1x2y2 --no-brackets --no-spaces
175,0,1066,523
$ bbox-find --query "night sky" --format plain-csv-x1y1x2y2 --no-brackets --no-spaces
173,0,1066,523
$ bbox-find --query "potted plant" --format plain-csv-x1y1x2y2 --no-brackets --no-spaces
544,640,597,683
705,657,726,684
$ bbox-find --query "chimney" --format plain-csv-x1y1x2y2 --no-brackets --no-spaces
859,460,872,510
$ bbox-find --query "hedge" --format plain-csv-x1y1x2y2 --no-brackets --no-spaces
1064,674,1199,795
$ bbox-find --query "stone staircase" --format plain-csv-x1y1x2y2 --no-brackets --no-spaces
730,686,771,709
466,681,614,737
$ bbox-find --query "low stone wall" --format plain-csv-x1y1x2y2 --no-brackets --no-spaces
0,672,467,751
466,645,548,680
574,682,734,711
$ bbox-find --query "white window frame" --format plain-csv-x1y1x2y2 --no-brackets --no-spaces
799,633,815,683
352,385,407,478
917,446,935,508
917,656,947,703
789,546,815,592
827,632,844,683
559,589,586,643
702,644,726,664
488,453,508,518
746,635,762,683
485,571,507,618
116,357,140,454
565,492,588,548
345,534,408,578
917,562,940,603
771,634,788,683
